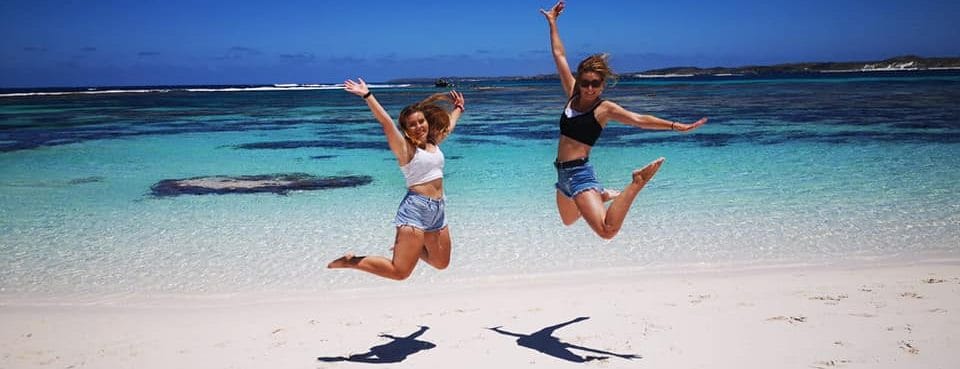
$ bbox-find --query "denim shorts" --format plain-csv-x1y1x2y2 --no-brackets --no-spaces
393,191,447,232
555,161,604,199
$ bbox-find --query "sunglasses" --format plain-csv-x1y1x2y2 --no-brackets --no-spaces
578,79,604,88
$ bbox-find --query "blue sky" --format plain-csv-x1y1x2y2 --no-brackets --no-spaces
2,0,958,87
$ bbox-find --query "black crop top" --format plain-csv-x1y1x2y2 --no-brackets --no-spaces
559,94,604,146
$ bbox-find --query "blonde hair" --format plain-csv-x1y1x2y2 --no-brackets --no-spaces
576,53,618,86
398,93,454,146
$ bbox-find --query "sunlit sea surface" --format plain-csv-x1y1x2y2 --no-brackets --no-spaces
2,72,958,300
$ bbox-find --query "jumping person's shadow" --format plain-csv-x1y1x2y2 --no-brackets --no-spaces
317,325,436,364
488,316,641,363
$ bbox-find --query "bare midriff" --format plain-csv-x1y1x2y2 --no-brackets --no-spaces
557,135,592,162
409,177,444,199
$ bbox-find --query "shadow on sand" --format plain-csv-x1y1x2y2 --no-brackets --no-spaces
488,316,641,363
317,325,436,364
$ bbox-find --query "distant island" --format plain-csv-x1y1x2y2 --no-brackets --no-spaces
390,55,960,84
633,55,960,77
4,55,957,93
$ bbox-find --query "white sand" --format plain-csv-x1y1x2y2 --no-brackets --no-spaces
2,260,958,369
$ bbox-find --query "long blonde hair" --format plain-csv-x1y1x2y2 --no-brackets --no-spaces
576,53,618,86
398,93,454,146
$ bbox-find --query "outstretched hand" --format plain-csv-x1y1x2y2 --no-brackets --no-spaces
343,78,369,97
539,0,565,22
449,90,465,111
675,117,708,132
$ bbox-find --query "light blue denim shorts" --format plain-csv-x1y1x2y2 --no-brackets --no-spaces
393,191,447,232
555,161,604,199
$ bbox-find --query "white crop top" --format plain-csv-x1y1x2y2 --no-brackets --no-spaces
400,146,444,187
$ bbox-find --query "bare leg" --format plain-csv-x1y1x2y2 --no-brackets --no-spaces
556,190,582,225
601,189,620,202
420,227,451,270
326,226,425,280
557,188,618,225
576,157,664,240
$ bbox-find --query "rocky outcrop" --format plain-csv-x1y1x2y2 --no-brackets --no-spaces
151,173,373,197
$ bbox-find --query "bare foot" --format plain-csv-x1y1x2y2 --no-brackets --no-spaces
327,253,364,269
601,189,621,202
632,157,665,185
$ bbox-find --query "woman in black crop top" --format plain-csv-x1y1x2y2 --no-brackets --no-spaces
541,1,707,240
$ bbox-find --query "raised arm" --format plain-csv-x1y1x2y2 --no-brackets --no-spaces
540,1,575,98
601,102,708,132
435,90,465,144
487,326,524,338
344,78,410,161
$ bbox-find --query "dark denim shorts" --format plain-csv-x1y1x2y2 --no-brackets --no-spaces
393,191,447,232
555,160,604,198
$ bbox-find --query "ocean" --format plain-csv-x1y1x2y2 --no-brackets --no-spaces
2,71,959,300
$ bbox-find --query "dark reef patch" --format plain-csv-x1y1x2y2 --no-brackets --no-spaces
233,140,386,150
151,173,373,197
68,176,105,185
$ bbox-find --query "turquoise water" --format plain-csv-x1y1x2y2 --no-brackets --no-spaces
1,74,959,298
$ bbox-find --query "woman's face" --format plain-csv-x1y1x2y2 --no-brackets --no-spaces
577,71,604,99
402,111,429,142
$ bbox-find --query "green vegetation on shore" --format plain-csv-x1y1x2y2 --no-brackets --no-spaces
391,55,960,83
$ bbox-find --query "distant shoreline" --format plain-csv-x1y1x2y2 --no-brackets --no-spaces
2,55,958,94
631,55,960,78
395,55,960,83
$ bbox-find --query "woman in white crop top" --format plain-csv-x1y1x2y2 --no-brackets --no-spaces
328,78,464,281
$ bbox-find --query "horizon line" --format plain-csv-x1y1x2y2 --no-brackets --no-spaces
3,54,959,90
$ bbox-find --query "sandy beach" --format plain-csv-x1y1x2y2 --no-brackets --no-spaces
2,259,958,369
3,0,959,367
